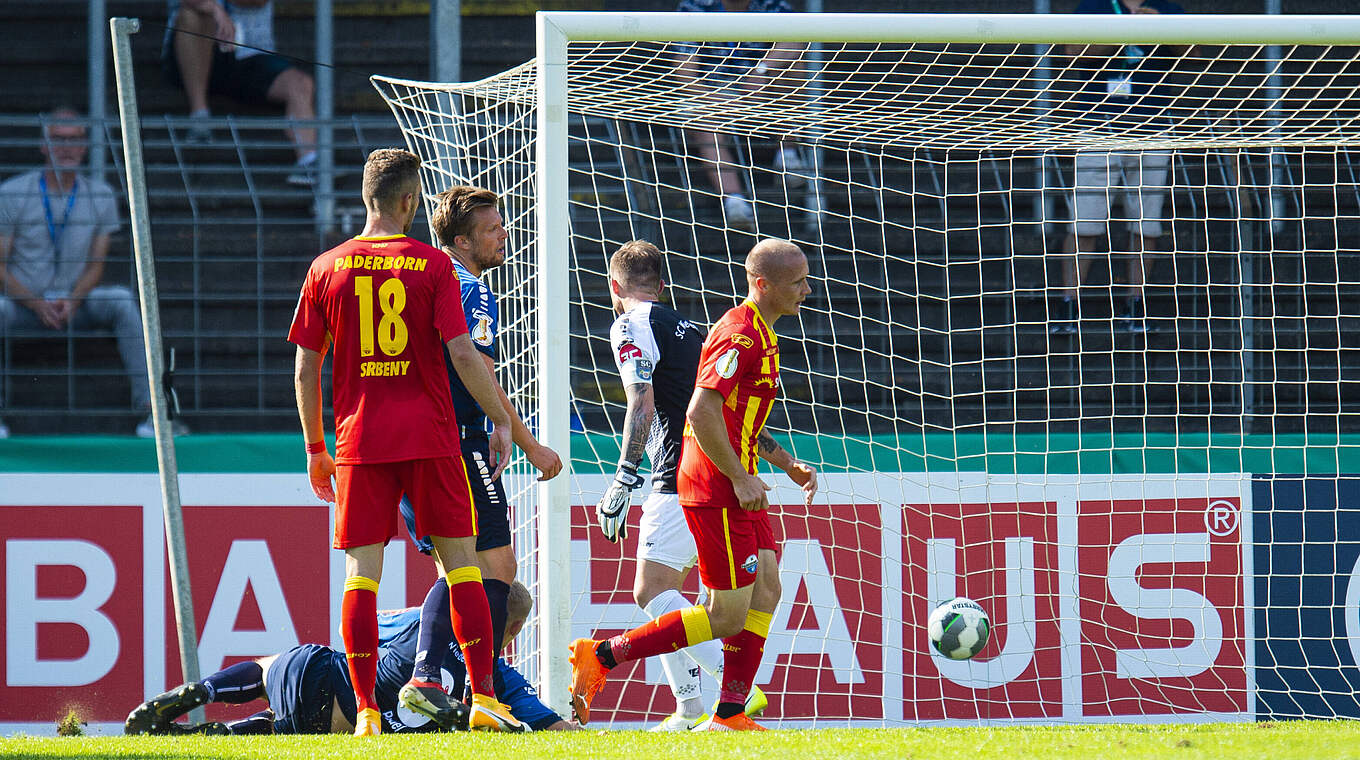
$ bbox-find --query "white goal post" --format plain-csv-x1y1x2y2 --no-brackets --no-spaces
376,12,1360,726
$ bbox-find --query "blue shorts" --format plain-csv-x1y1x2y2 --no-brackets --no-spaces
265,644,348,734
403,433,511,555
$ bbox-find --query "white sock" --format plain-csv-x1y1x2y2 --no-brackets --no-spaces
296,150,317,167
644,589,726,680
189,108,211,119
644,590,704,707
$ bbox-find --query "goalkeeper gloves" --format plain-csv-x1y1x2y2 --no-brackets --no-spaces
596,461,644,543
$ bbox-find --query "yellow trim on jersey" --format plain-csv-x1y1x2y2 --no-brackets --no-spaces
722,507,737,589
743,609,774,638
352,234,407,241
344,575,380,594
680,606,714,646
459,456,478,534
744,299,777,351
446,565,483,586
740,395,762,473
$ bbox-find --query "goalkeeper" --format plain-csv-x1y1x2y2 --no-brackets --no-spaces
124,580,573,735
596,241,766,730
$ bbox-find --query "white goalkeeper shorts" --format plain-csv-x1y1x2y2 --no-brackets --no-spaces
1072,150,1171,239
636,492,698,572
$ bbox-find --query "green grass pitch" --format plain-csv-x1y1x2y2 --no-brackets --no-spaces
5,722,1360,760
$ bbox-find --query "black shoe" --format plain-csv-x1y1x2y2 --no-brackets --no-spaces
399,679,469,731
124,682,210,735
164,721,230,736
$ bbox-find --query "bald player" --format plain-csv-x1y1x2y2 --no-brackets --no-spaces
568,238,818,731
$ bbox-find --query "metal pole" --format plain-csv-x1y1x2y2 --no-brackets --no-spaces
316,0,335,234
1034,0,1053,230
806,0,825,233
535,10,572,719
110,16,203,720
432,0,462,82
89,0,107,185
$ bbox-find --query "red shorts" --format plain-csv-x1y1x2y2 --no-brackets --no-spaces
334,457,475,549
682,505,777,591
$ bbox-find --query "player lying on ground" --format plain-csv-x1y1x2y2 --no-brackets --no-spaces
596,240,766,730
124,580,574,735
571,239,818,731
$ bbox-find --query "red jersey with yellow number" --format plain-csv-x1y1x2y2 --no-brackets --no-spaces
287,235,468,464
678,300,781,509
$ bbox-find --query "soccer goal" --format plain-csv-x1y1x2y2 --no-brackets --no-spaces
375,12,1360,727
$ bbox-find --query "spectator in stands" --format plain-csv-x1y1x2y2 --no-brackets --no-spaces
1051,0,1185,334
0,109,172,439
162,0,318,185
673,0,815,229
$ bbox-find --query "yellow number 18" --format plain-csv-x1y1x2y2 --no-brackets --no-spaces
354,276,409,357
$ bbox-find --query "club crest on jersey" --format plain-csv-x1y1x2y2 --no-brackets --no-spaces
634,358,654,381
742,553,758,575
730,333,754,348
715,348,741,378
471,309,494,346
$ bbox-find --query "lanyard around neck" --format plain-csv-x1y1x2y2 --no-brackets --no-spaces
39,173,79,266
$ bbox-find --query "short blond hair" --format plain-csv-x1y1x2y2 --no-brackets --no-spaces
430,186,500,247
507,581,533,625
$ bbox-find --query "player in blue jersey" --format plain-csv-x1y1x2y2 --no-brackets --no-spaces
123,580,574,735
395,186,563,729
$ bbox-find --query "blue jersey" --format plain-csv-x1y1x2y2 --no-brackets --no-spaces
1070,0,1185,129
375,608,561,731
445,259,498,432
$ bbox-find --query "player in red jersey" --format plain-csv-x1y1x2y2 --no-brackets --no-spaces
288,148,523,736
568,238,818,731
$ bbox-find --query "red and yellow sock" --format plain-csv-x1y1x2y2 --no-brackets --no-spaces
446,566,496,697
718,609,771,706
340,575,380,713
607,605,713,665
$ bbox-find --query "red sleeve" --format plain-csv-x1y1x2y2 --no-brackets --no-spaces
287,264,328,352
695,322,760,398
431,256,469,344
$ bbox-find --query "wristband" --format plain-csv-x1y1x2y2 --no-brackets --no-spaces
615,460,643,489
305,440,327,455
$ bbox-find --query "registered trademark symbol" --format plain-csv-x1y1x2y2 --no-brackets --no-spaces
1205,500,1239,537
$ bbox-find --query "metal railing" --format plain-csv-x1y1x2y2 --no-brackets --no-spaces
0,113,407,432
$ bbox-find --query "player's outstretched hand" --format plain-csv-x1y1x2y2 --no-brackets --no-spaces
529,443,563,481
787,461,818,506
596,462,643,542
734,472,772,512
307,450,336,503
488,424,513,481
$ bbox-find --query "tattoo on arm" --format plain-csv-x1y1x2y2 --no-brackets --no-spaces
619,382,655,467
756,429,792,468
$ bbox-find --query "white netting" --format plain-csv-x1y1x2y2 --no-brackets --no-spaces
375,30,1360,727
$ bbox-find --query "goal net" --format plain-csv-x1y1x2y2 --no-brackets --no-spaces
374,12,1360,726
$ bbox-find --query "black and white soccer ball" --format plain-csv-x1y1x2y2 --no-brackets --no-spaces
927,596,991,660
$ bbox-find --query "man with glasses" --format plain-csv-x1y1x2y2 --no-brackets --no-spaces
0,108,170,438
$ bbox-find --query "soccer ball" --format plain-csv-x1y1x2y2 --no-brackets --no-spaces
927,596,991,660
